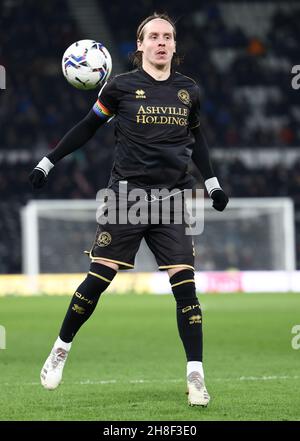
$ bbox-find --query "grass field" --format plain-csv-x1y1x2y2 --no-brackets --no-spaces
0,293,300,421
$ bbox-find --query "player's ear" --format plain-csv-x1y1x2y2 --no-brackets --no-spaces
137,39,142,51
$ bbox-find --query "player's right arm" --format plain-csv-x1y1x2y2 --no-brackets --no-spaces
29,80,117,189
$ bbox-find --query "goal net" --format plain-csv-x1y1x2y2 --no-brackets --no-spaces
21,197,295,275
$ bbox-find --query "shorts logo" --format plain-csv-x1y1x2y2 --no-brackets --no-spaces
178,89,190,105
97,231,112,247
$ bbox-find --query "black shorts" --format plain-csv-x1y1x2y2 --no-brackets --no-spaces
85,183,195,271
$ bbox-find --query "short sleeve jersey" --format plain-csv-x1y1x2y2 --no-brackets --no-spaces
93,68,201,189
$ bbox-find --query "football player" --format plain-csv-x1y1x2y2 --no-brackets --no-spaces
30,13,228,407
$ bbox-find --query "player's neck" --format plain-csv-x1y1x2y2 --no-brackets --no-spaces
141,62,171,81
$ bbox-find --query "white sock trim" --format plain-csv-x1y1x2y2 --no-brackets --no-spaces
36,157,54,176
54,336,72,352
187,361,204,379
204,177,221,196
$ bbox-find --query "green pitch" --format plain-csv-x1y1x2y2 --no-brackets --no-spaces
0,293,300,421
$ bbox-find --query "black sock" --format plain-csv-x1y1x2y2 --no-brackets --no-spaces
59,263,117,343
170,269,203,362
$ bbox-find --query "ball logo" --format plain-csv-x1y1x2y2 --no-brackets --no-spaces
178,89,190,105
97,231,112,247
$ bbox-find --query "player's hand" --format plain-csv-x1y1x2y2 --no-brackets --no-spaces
205,177,229,211
29,169,48,188
210,189,229,212
29,157,54,189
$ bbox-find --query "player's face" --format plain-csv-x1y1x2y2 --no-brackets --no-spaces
137,19,176,69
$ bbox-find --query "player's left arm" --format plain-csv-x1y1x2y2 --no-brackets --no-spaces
191,125,229,212
189,83,228,212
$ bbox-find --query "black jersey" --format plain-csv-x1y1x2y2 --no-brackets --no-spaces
94,68,201,189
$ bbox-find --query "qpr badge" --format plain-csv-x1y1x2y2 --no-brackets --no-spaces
97,231,112,247
178,89,190,105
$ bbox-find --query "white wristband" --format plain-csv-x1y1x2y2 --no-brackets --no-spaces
35,157,54,177
205,177,221,196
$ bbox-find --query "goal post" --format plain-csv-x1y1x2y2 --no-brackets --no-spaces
21,197,296,276
189,198,296,272
21,200,99,276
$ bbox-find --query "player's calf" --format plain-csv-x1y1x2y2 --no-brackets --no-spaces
59,262,117,342
170,269,203,362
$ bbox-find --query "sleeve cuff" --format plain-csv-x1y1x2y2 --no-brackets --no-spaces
205,177,221,196
36,157,54,176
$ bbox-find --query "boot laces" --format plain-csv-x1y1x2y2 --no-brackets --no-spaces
51,348,68,369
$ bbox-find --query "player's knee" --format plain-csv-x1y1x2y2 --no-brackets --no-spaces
73,262,117,305
169,269,199,306
167,266,188,278
169,268,195,294
84,262,117,292
92,259,119,271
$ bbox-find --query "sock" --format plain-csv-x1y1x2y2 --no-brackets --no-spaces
187,361,204,378
54,336,72,352
170,269,203,362
59,263,117,343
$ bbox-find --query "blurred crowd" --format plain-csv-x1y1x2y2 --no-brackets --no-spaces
1,0,300,273
105,1,300,148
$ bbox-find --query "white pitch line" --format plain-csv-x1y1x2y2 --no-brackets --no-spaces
3,375,299,387
75,375,300,384
238,375,300,381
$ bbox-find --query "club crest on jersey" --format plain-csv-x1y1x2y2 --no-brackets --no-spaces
97,231,112,247
135,89,146,99
178,89,190,105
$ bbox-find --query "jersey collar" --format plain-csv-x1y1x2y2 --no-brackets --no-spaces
139,67,175,85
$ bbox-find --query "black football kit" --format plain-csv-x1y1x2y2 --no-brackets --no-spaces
29,68,227,376
86,68,208,269
44,68,216,270
93,68,202,190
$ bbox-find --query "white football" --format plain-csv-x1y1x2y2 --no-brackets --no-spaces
62,39,112,90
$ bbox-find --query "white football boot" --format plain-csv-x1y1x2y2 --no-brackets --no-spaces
187,371,210,406
40,347,69,390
